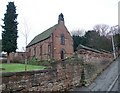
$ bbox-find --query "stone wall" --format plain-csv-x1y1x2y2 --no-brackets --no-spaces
77,47,113,85
1,61,82,92
77,47,113,63
1,46,114,92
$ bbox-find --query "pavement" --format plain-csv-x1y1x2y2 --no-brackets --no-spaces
70,57,120,92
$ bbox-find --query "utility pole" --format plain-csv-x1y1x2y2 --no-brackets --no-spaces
111,33,116,59
111,25,118,59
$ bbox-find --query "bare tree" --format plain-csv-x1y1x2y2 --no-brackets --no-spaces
71,29,85,36
93,24,109,36
20,18,31,71
107,25,118,36
20,18,31,47
118,26,120,34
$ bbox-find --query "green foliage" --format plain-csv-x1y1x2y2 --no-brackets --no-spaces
84,30,112,51
72,35,85,51
27,57,51,66
28,57,38,65
65,56,83,64
72,30,112,52
2,2,18,53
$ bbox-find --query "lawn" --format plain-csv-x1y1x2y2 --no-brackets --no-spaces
0,63,46,72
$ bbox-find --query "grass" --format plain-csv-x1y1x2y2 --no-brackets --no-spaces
0,63,46,72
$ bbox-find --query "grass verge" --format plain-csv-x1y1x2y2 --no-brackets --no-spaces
0,63,46,72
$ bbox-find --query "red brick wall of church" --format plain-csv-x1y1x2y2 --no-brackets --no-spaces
26,23,73,60
52,23,73,60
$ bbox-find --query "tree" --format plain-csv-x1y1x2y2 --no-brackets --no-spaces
84,30,112,51
93,24,109,36
73,35,81,51
84,30,100,48
2,2,18,63
72,29,86,51
20,18,31,49
72,30,86,51
20,18,31,71
72,30,112,52
71,29,85,36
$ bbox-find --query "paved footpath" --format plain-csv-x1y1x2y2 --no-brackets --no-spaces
70,57,120,92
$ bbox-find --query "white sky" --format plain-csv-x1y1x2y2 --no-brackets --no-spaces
0,0,119,51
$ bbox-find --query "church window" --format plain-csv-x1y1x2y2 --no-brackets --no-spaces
61,34,65,45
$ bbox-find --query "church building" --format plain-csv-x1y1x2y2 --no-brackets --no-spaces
26,13,73,60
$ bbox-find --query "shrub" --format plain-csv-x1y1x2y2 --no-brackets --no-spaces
27,57,39,65
27,57,51,66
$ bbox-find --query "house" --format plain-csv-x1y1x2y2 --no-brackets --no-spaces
26,13,73,60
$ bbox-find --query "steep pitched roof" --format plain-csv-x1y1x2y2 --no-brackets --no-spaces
27,24,58,47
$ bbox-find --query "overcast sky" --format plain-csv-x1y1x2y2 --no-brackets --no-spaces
0,0,119,51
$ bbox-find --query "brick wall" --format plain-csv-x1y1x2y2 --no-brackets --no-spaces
26,23,73,61
53,24,73,60
9,52,25,63
26,38,52,60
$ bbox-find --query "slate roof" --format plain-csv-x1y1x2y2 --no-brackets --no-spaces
27,24,58,47
77,44,101,53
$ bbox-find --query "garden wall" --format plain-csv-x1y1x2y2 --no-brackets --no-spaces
1,61,82,92
77,45,113,85
1,45,114,92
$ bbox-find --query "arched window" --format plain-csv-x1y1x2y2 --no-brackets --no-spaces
34,47,36,56
39,45,42,56
61,34,65,45
48,43,51,54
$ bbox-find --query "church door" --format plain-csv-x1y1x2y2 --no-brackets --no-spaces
61,50,64,59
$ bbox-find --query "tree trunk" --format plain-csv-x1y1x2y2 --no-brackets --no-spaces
7,52,10,63
25,51,27,71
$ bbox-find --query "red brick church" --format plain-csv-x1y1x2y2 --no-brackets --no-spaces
26,13,73,60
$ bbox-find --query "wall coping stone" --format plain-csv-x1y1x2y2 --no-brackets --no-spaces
1,68,56,77
77,44,112,54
